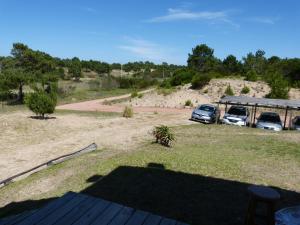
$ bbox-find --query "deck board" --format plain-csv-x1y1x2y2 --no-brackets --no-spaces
142,214,162,225
108,206,135,225
2,192,188,225
125,210,149,225
160,218,178,225
38,194,87,225
17,192,76,225
90,202,123,225
53,196,98,225
72,198,111,225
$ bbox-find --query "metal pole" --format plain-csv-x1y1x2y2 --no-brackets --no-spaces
283,107,289,130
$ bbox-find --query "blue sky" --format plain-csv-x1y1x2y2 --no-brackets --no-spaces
0,0,299,65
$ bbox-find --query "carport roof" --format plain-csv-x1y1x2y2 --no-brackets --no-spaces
218,96,300,110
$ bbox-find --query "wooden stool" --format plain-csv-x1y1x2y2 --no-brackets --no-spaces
245,185,280,225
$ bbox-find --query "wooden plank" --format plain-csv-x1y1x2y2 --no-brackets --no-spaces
53,196,98,225
160,218,177,225
124,210,149,225
17,192,76,225
37,193,88,225
72,199,111,225
142,214,162,225
108,207,134,225
0,210,35,225
175,222,189,225
90,203,123,225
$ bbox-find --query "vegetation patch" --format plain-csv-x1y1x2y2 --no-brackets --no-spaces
123,106,133,118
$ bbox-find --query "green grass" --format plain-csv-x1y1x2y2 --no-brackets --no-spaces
1,125,300,224
57,88,133,105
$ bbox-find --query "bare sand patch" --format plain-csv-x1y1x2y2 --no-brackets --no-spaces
0,110,192,181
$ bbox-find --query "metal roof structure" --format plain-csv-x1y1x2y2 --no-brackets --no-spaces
218,96,300,110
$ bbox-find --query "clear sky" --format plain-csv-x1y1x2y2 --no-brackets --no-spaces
0,0,299,65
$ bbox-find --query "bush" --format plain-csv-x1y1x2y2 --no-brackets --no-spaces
160,79,172,89
152,125,175,147
131,91,138,98
185,99,193,107
245,70,258,82
123,106,133,118
266,72,290,99
170,69,196,86
225,85,234,96
241,85,250,94
191,74,211,89
25,91,56,119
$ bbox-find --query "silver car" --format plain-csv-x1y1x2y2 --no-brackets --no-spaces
222,106,250,126
256,112,283,131
291,116,300,131
191,104,220,124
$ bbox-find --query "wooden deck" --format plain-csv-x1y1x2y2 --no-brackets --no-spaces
0,192,189,225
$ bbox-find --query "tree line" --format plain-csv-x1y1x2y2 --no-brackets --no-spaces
0,43,183,103
162,44,299,99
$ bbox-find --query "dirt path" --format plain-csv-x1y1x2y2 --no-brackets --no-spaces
56,89,192,114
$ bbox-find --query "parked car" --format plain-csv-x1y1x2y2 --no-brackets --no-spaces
191,104,220,124
256,112,283,131
291,116,300,131
222,106,250,126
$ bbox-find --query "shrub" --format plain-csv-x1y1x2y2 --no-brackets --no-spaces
185,99,193,107
160,79,172,89
131,91,138,98
266,72,290,99
191,74,211,89
245,70,258,82
123,106,133,118
225,85,234,96
152,125,175,147
25,91,56,119
241,85,250,94
170,69,196,86
138,93,143,98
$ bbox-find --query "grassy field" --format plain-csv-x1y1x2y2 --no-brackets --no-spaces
0,124,300,224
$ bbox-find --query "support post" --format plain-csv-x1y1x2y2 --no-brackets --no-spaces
225,102,228,113
283,107,289,130
253,105,257,127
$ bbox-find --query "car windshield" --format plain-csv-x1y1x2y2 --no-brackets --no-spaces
259,114,281,123
227,107,246,116
294,118,300,126
199,105,215,112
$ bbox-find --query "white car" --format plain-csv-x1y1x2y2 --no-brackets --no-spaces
222,106,250,126
256,112,283,131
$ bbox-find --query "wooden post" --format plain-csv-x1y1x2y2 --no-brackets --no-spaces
253,105,257,127
283,107,289,130
225,102,228,113
289,110,293,130
250,106,254,126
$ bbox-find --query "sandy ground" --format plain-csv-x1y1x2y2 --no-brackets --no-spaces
0,110,192,181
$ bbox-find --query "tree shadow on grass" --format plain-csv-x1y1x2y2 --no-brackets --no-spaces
1,163,300,225
29,116,57,120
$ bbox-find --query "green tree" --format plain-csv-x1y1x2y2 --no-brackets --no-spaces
243,50,267,76
68,57,82,81
187,44,216,72
222,55,241,75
